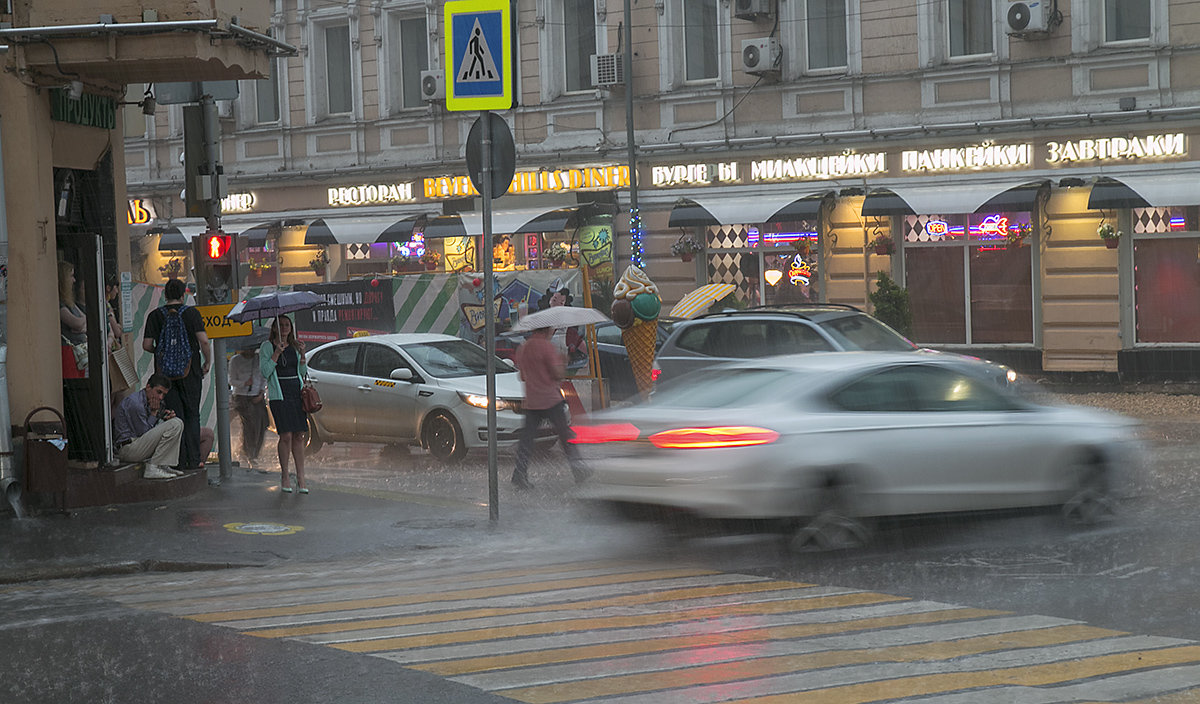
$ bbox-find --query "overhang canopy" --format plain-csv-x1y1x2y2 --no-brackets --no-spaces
303,216,422,245
1087,175,1196,209
422,204,613,240
668,191,834,227
862,180,1049,216
154,225,207,251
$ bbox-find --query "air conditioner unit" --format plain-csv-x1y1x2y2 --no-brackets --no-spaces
420,70,445,101
734,0,772,21
590,53,624,87
1005,0,1051,35
741,37,781,76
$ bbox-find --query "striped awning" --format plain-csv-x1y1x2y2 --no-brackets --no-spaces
668,191,833,227
153,225,207,251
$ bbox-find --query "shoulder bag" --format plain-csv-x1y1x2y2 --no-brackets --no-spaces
301,378,322,413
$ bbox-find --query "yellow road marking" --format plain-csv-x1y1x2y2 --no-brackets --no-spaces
416,607,1008,676
191,568,719,623
334,591,908,653
249,579,813,638
715,645,1200,704
498,624,1122,704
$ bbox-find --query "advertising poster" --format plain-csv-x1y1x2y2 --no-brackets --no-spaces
293,279,395,343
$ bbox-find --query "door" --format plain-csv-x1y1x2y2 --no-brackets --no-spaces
305,342,361,437
58,233,113,463
355,342,422,441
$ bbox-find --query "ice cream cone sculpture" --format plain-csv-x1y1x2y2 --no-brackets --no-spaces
611,266,661,396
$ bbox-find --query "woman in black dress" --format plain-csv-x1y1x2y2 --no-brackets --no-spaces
259,315,309,493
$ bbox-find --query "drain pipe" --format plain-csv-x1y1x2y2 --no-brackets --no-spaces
0,116,22,517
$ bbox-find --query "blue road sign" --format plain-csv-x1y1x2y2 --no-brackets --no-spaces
444,0,512,111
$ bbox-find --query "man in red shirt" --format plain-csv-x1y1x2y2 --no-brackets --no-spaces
511,326,589,489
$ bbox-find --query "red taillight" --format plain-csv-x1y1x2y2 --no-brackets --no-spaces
569,423,641,444
651,368,662,382
648,426,779,449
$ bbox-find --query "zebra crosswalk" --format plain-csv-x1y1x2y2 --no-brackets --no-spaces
80,557,1200,703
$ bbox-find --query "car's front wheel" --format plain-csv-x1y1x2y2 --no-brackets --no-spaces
423,412,466,462
789,474,871,552
1062,452,1115,525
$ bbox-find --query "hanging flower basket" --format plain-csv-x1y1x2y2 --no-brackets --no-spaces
1098,223,1122,249
309,249,330,276
671,235,704,261
1006,223,1032,249
869,233,895,256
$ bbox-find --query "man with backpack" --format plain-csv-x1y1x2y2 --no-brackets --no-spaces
142,278,212,473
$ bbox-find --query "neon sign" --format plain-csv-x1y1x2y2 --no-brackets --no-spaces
1046,134,1186,163
977,215,1009,240
902,143,1032,172
926,220,949,237
788,254,813,286
396,233,426,258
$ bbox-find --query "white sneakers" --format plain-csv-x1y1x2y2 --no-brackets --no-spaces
143,465,179,480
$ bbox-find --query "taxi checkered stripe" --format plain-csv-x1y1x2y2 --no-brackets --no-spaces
80,559,1200,703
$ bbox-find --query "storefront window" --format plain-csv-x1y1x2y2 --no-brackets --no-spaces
1133,206,1200,343
902,212,1033,345
705,223,819,306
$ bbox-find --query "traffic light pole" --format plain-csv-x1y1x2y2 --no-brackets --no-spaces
198,95,234,484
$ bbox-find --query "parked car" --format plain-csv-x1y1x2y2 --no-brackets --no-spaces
304,333,552,462
575,352,1143,550
651,304,1016,389
499,319,678,404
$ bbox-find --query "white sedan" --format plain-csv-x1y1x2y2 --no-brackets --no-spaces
305,333,546,462
574,352,1144,550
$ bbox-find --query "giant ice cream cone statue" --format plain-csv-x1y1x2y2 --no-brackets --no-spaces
612,266,661,397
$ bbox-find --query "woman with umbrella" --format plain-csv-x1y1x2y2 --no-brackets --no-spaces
260,315,309,494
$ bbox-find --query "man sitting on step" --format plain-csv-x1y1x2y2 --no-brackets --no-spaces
112,373,185,480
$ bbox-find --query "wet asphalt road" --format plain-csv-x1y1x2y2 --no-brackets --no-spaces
0,386,1198,702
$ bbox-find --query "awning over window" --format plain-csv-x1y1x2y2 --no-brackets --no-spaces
303,216,414,245
667,191,834,227
1087,174,1196,209
862,180,1049,216
421,204,613,240
236,220,280,247
154,225,207,251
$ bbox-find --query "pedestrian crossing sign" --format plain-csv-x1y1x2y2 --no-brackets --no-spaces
444,0,512,111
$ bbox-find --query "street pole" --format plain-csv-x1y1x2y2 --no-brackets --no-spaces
200,94,233,483
623,0,641,267
483,110,498,522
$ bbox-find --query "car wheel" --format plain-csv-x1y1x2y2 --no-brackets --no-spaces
789,476,871,553
424,412,466,462
305,417,324,456
1062,453,1115,526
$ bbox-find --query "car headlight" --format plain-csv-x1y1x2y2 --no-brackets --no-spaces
460,392,515,411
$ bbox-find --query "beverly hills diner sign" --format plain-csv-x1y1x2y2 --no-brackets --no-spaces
648,133,1189,188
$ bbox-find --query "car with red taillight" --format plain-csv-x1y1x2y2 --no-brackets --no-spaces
574,352,1142,551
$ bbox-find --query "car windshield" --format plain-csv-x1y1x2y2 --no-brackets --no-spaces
649,367,799,409
819,315,917,351
403,339,508,378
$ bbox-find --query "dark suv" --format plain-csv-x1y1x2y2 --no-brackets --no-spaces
652,304,1014,388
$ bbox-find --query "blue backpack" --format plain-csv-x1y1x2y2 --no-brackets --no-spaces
156,305,193,379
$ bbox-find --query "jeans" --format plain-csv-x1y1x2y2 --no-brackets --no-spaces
512,402,586,483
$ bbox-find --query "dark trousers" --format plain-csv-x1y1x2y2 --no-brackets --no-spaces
163,370,202,470
233,395,268,460
513,402,585,482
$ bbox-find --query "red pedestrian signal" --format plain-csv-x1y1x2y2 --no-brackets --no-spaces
205,234,231,260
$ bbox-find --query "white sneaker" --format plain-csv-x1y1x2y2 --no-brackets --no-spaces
143,465,175,480
164,468,184,477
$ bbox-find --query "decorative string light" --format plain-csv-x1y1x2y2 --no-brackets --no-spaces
629,207,645,268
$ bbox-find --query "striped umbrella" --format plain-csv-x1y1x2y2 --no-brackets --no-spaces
669,283,737,319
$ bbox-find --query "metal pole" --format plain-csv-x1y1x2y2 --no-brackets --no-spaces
200,95,233,482
623,0,638,262
483,111,498,522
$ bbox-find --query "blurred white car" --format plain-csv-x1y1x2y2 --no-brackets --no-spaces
305,333,549,462
574,352,1143,549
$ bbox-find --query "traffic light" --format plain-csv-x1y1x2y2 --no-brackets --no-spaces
193,231,239,305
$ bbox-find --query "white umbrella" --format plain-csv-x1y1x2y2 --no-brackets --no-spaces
511,306,610,332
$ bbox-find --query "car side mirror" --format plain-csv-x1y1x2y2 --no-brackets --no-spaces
390,368,414,381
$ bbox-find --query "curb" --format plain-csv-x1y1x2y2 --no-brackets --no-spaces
0,559,264,585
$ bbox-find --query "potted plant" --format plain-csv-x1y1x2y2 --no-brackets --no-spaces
158,257,183,279
420,249,441,270
869,232,895,256
1098,222,1122,249
671,235,704,262
1007,222,1033,249
867,271,913,338
309,249,330,276
248,260,273,280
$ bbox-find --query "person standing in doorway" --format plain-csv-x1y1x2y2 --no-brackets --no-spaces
510,325,589,490
261,315,309,494
229,344,268,470
142,278,212,472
